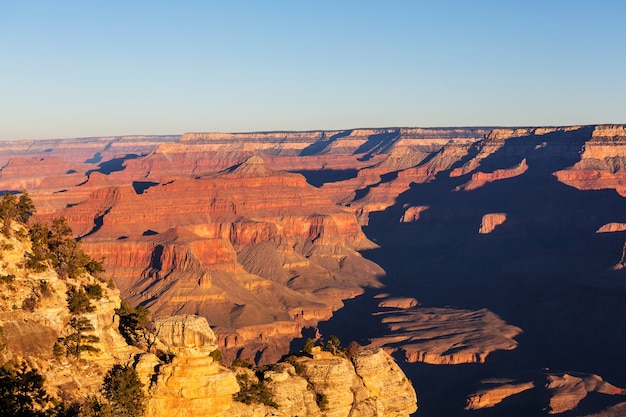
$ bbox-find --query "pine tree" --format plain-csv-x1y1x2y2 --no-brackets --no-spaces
102,365,146,417
63,317,100,358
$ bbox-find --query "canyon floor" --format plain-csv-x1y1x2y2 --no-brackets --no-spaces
2,125,626,416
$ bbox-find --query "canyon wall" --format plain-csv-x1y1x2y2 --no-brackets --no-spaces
2,125,626,415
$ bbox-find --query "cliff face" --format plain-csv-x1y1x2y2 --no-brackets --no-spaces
0,223,139,400
47,156,383,363
0,224,418,416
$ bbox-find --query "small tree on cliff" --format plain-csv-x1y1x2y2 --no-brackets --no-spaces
102,365,146,417
62,317,100,358
0,193,18,236
27,217,103,279
0,362,50,417
115,301,155,348
0,191,35,237
16,191,35,223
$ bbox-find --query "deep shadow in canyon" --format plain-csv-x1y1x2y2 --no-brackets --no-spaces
318,127,626,416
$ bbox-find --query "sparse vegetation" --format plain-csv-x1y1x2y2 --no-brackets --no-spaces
21,295,38,312
324,334,343,356
0,362,51,417
38,280,52,298
209,349,222,363
102,365,146,417
233,372,277,408
316,392,329,411
84,283,104,300
346,340,362,360
61,317,100,358
0,191,35,238
231,357,253,369
301,334,349,357
302,338,315,354
67,286,95,314
27,217,103,280
79,395,113,417
0,274,15,284
283,355,304,375
115,301,151,346
52,341,64,359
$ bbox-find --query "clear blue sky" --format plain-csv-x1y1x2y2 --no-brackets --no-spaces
1,1,625,140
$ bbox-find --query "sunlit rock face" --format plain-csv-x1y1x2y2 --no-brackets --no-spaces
367,306,521,365
478,213,507,234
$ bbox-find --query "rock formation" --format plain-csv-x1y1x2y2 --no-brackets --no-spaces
2,124,626,415
478,213,507,234
546,373,626,415
367,306,521,365
465,379,535,410
0,218,417,417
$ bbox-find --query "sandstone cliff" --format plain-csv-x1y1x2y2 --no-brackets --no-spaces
0,219,418,417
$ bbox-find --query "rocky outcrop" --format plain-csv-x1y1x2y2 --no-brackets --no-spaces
596,223,626,233
457,159,528,191
141,316,417,417
377,297,419,309
400,206,429,223
262,347,417,417
0,223,139,400
153,315,218,356
478,213,508,234
368,306,521,365
554,125,626,195
0,223,417,417
465,379,535,410
546,373,626,415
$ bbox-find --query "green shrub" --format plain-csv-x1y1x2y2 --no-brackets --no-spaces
316,393,329,411
0,362,49,417
28,217,101,280
52,341,65,358
115,301,150,346
302,338,315,355
0,274,15,284
67,287,94,314
209,349,222,363
231,357,253,369
233,372,277,408
85,283,103,300
80,396,112,417
62,317,100,358
102,365,146,417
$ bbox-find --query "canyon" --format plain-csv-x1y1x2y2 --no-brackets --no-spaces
0,221,417,416
1,125,626,415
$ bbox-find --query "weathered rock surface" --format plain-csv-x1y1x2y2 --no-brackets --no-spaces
0,223,139,400
596,222,626,233
555,125,626,196
142,318,418,417
0,226,417,417
478,213,507,234
465,379,534,410
546,372,626,415
368,307,521,365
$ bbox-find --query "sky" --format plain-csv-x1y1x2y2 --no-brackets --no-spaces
1,0,625,140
